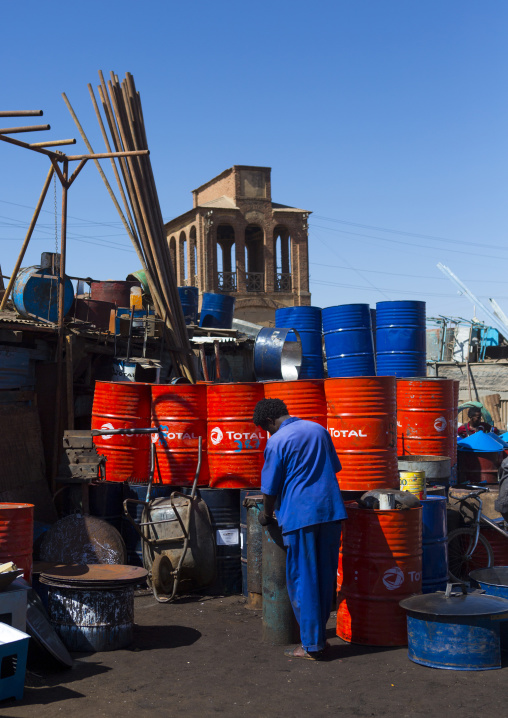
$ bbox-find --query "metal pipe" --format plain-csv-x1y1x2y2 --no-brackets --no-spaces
0,132,61,159
65,150,149,160
0,124,50,134
0,110,43,117
0,164,55,311
30,139,76,147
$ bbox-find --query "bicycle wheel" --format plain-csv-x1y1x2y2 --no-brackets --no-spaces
447,527,495,583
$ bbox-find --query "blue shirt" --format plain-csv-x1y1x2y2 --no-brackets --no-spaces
261,417,347,534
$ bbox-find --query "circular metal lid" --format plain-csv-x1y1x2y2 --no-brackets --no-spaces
400,586,508,617
40,564,147,588
470,567,508,587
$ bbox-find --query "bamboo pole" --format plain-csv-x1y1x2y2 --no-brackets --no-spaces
0,165,55,311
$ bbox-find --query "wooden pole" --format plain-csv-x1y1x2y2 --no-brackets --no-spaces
0,165,55,311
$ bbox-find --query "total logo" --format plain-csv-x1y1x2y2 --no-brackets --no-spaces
329,428,367,438
434,416,447,432
382,566,421,590
100,422,115,440
210,427,224,446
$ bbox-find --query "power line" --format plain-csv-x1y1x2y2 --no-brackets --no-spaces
310,278,458,298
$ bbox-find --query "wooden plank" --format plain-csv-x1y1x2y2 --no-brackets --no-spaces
482,393,504,431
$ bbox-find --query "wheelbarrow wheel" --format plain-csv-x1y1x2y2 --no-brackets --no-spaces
152,553,174,596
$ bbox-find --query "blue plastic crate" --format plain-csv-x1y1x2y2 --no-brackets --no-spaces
0,623,29,702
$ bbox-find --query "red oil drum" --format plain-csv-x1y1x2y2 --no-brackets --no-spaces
452,380,460,466
0,503,34,581
337,501,422,646
207,383,266,488
457,450,501,485
92,381,151,482
151,384,209,486
325,376,398,491
263,379,326,427
481,526,508,565
397,378,455,459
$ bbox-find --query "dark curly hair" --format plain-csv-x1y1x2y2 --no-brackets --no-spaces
252,398,289,427
468,407,482,418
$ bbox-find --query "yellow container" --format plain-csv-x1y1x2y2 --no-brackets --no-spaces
399,470,426,500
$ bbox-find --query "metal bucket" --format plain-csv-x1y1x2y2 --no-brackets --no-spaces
254,328,302,381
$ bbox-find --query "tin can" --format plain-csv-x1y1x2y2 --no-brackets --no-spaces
400,471,426,500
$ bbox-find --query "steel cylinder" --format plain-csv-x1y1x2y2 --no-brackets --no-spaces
151,384,209,486
240,490,260,600
262,521,300,644
254,328,302,381
199,293,235,329
337,502,422,646
263,379,327,427
376,300,426,377
92,381,151,482
200,488,241,595
322,304,376,377
245,495,263,609
178,286,199,325
207,383,266,488
325,376,398,491
397,378,456,459
46,583,134,652
0,503,34,582
421,496,448,593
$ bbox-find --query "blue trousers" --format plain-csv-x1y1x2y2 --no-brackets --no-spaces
283,521,342,652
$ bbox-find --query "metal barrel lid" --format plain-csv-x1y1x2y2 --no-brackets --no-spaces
470,567,508,587
40,564,147,588
400,583,508,617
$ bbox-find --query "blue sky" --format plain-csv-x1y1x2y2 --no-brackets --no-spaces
1,1,507,323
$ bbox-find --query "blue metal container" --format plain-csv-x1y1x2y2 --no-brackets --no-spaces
400,587,508,670
376,300,426,377
199,488,241,595
421,496,448,593
122,483,176,566
275,306,322,333
199,293,236,329
12,265,74,323
254,327,302,381
470,567,508,648
89,482,124,533
322,304,376,377
178,286,199,325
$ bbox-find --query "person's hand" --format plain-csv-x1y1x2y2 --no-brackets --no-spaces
258,511,275,526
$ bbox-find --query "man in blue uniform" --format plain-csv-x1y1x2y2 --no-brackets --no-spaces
252,397,347,661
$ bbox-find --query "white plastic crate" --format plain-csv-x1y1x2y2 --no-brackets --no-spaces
0,623,29,702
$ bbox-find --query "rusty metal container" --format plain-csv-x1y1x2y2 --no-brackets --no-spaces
0,503,34,582
151,384,209,486
263,379,326,427
325,376,398,491
73,297,115,330
207,383,266,488
90,280,139,308
397,378,455,459
457,450,502,485
337,501,422,646
92,381,151,482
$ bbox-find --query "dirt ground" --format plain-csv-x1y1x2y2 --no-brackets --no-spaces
2,592,507,718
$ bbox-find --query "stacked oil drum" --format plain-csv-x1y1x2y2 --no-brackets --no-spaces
375,300,426,378
322,304,375,377
275,306,324,379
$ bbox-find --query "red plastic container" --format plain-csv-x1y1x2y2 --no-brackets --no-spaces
397,378,455,459
337,501,422,646
325,376,398,491
0,503,34,581
92,381,151,482
207,383,266,488
151,384,209,486
264,379,326,427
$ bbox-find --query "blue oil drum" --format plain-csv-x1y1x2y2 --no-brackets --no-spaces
122,483,176,566
12,265,74,323
470,567,508,649
322,304,376,377
400,588,508,670
376,301,426,377
199,293,235,329
89,482,124,534
200,488,241,595
178,286,199,325
421,496,448,593
276,307,323,379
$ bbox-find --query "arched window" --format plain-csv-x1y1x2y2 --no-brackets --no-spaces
169,236,177,275
217,224,236,292
245,225,264,292
273,225,291,291
179,231,187,285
